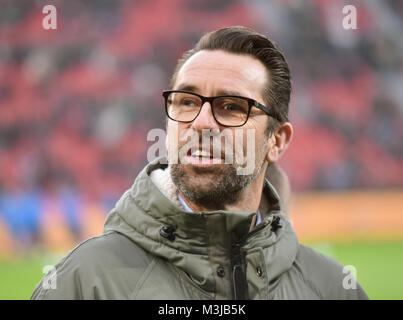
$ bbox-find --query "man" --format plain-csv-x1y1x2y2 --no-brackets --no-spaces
32,26,368,299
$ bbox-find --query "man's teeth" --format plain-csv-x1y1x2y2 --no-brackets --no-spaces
191,150,211,158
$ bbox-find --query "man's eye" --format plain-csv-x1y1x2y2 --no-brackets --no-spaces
182,99,197,106
224,104,243,112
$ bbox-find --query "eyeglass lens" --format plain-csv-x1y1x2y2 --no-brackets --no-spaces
166,92,249,126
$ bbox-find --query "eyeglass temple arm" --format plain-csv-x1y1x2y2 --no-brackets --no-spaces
254,101,282,122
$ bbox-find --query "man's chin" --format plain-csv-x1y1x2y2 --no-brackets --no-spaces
170,162,248,208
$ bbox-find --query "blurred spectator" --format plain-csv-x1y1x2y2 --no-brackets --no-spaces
0,0,402,251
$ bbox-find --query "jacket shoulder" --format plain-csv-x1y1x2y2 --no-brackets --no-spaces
294,244,369,300
31,232,154,299
65,231,153,267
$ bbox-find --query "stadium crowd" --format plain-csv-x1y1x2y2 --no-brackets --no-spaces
0,0,402,252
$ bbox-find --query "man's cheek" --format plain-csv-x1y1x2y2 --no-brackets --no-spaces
235,128,256,175
178,129,199,164
166,121,179,164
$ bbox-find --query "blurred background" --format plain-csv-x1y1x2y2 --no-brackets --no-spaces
0,0,402,299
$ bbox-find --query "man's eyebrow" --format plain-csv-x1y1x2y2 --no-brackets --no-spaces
215,89,244,97
175,83,199,92
174,84,244,97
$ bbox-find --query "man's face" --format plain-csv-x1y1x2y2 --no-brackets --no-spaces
167,49,273,209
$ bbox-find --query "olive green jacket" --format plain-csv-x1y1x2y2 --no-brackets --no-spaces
31,158,369,300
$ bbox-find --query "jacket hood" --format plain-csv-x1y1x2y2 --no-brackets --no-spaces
103,157,299,294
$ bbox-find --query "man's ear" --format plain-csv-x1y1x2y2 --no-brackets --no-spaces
265,122,293,163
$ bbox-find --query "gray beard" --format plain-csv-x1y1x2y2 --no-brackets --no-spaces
170,163,263,211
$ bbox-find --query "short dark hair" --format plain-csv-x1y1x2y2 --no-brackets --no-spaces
170,26,291,131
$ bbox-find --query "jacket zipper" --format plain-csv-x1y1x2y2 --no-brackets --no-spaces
230,215,281,299
231,241,247,300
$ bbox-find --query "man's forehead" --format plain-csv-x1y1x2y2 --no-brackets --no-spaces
175,50,268,95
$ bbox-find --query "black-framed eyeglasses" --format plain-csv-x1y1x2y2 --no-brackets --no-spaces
162,90,281,127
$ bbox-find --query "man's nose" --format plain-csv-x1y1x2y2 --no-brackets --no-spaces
191,102,220,130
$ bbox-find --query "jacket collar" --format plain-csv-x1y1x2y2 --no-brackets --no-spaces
103,157,299,293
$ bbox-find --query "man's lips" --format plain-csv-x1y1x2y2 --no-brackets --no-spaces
182,148,224,166
185,155,223,166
